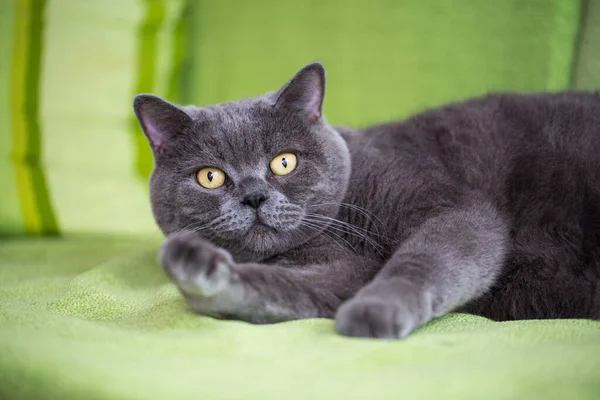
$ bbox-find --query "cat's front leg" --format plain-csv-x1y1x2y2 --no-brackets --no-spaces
161,232,375,323
336,201,508,339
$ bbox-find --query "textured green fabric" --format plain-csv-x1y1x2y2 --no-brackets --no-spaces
2,1,600,399
1,236,600,400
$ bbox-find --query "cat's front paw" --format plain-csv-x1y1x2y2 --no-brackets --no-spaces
335,290,432,339
160,232,233,298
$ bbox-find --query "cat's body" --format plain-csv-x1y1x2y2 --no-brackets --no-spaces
134,63,600,338
336,92,600,321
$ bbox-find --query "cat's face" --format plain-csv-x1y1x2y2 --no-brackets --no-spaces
134,63,351,262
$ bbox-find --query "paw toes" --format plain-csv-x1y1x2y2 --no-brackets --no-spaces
191,252,232,297
335,299,416,339
160,232,233,297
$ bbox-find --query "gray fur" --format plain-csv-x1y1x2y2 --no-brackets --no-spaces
134,63,600,339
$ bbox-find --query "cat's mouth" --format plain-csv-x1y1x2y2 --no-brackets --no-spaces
249,219,277,234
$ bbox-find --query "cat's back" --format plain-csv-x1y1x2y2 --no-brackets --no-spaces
344,91,600,197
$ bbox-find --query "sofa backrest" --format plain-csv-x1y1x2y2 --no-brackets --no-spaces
1,0,597,237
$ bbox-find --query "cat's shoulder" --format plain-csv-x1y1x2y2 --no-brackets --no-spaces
333,126,362,141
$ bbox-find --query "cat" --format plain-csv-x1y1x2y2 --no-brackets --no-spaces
133,62,600,339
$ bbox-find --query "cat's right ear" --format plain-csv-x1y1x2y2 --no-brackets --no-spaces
133,94,192,154
274,62,326,122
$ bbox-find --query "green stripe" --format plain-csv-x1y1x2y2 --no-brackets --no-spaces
26,0,59,234
545,0,582,90
11,0,60,236
131,0,166,181
0,0,25,236
572,0,600,89
167,0,192,104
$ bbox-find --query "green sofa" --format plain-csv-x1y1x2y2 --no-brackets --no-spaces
1,1,600,399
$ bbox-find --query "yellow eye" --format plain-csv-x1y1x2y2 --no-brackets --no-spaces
196,167,226,189
270,153,297,176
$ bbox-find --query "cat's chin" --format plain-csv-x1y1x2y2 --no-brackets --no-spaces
225,223,279,262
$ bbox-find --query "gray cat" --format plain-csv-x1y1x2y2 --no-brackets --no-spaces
133,62,600,339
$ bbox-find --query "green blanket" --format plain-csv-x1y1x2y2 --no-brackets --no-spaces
1,236,599,400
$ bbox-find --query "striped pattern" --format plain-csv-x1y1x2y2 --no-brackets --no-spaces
130,0,192,181
130,0,167,181
573,0,600,89
167,0,193,105
0,0,598,236
10,0,59,235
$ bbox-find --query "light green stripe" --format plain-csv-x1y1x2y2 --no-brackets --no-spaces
10,0,60,236
131,0,166,181
0,0,25,236
10,0,40,234
26,0,60,234
167,0,192,104
573,0,600,89
546,0,583,90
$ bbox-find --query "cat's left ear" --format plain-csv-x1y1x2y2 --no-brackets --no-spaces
133,94,192,155
274,62,325,122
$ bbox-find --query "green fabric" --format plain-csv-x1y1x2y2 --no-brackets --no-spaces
1,236,600,400
2,1,600,399
573,0,600,89
11,0,61,236
0,0,23,236
0,0,186,236
0,0,587,236
188,0,582,126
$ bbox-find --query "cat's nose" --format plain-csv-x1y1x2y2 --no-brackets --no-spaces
241,192,269,209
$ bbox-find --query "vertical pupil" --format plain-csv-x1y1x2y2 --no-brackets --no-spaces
207,171,213,181
281,158,288,168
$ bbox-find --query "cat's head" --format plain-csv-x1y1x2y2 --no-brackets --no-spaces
133,63,351,262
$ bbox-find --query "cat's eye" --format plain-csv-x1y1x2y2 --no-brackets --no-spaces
197,167,226,189
270,153,297,176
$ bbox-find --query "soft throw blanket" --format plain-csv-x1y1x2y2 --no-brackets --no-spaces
1,236,599,400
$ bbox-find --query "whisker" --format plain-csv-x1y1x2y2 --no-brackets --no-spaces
303,214,386,259
298,221,355,254
304,214,385,250
306,213,378,237
339,202,384,236
309,202,385,239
